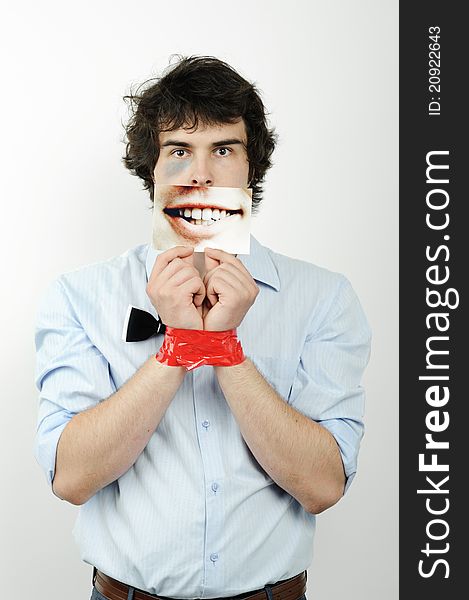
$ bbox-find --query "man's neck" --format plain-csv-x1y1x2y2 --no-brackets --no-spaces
193,252,207,279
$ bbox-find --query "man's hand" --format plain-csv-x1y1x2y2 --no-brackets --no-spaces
146,246,205,329
202,248,259,331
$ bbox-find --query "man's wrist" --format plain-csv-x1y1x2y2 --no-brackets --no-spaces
149,354,186,376
155,327,245,371
213,355,249,371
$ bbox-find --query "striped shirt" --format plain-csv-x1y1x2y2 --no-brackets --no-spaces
34,234,371,598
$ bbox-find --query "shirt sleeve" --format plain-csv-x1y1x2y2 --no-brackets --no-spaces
33,277,116,494
288,275,372,494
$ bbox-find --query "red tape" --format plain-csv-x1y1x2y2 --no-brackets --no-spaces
155,327,245,371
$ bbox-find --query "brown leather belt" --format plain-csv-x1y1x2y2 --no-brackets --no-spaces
93,569,307,600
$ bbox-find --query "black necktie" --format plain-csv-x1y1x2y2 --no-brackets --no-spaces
122,305,166,342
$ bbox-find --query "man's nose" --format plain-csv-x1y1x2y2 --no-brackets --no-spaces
188,156,213,186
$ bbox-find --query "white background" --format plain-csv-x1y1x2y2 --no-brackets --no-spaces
0,1,398,598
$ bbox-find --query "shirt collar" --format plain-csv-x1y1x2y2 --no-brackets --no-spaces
145,234,280,291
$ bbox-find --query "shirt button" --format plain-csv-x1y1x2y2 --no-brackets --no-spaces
202,420,210,428
210,552,219,562
211,482,219,492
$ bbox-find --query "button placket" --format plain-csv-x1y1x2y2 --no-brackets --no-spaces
192,367,225,588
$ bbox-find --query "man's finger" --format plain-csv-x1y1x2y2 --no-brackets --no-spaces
204,249,220,273
204,259,255,293
206,270,238,300
204,247,254,281
215,262,250,287
193,282,206,308
202,266,218,289
156,258,199,288
177,276,206,308
203,268,221,307
150,246,194,279
204,247,236,264
165,265,202,289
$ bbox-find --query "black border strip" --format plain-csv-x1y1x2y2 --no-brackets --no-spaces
400,3,465,595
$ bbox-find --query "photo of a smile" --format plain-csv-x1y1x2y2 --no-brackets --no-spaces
152,184,252,253
164,205,242,227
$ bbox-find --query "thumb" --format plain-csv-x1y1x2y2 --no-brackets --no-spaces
192,279,206,308
204,247,220,271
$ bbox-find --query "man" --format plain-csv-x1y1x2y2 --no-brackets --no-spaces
34,56,371,600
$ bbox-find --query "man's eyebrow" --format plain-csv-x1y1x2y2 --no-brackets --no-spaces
160,138,246,148
210,138,245,147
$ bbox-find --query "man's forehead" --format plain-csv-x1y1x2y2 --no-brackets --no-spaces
159,120,247,144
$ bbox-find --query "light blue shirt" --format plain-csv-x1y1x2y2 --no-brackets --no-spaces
34,235,371,598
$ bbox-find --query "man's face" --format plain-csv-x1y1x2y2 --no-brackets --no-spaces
152,120,251,251
153,119,250,188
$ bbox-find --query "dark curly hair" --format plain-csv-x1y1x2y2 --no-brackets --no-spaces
122,55,277,213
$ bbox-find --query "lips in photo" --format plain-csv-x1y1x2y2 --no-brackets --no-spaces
152,185,252,253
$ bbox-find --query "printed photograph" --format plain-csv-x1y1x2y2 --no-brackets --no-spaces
152,184,252,253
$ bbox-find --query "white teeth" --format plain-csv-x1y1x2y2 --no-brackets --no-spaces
179,207,237,225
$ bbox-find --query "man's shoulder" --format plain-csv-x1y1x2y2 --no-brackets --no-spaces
59,244,148,282
257,240,369,337
259,240,347,296
57,243,149,294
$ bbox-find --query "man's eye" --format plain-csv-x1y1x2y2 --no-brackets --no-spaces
171,149,189,158
215,147,232,156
